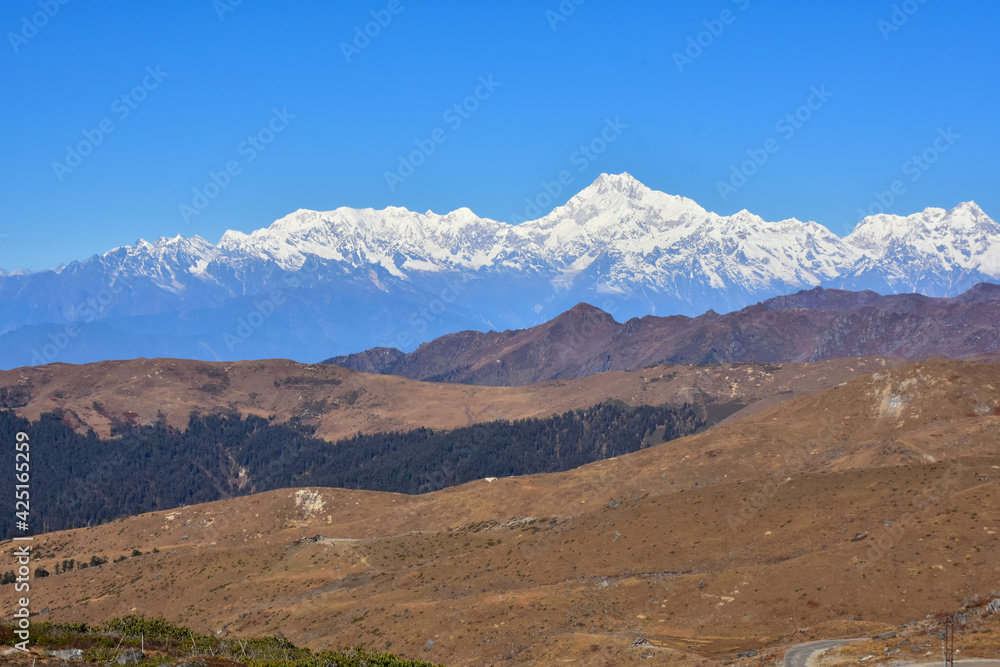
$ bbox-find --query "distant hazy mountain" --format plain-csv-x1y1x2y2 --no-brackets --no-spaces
1,173,997,369
325,284,1000,386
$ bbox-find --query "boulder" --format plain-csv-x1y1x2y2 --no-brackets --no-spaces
115,649,145,665
44,649,84,661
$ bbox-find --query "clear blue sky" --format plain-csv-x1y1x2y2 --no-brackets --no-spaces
2,0,998,271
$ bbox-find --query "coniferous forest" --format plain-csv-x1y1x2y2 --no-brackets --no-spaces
0,401,703,538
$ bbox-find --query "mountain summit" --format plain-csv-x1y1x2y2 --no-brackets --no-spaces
0,174,997,368
842,200,1000,294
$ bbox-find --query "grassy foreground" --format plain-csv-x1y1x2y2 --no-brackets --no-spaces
0,615,440,667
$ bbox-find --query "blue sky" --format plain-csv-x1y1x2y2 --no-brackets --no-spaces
2,0,998,271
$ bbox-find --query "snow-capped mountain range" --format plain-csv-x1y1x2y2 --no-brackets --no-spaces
1,172,997,369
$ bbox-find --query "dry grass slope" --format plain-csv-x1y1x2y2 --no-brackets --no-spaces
4,359,1000,665
0,356,912,441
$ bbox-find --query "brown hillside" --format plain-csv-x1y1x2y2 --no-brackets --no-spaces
5,359,1000,665
326,285,1000,386
0,356,910,440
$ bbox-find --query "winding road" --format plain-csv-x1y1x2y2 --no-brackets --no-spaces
783,639,864,666
783,638,1000,667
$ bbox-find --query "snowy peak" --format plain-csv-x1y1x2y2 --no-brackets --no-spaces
849,201,995,241
587,171,649,198
75,182,999,298
836,201,1000,295
847,202,1000,276
565,172,709,220
509,175,869,299
518,173,712,260
215,204,514,275
101,234,218,272
61,177,1000,303
952,200,984,214
8,176,997,320
0,172,997,370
